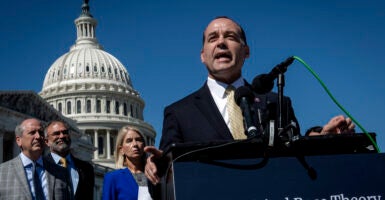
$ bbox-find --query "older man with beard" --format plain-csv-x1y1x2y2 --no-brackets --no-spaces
44,120,95,200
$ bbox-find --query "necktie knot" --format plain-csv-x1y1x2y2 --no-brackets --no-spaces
33,162,42,174
33,162,38,171
60,157,67,168
225,85,236,97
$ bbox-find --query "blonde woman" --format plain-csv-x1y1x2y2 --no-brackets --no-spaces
102,126,152,200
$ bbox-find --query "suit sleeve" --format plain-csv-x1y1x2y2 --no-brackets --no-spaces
84,162,95,199
260,92,301,136
86,162,95,190
285,96,301,135
159,105,183,150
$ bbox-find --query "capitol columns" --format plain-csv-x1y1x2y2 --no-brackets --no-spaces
94,129,99,159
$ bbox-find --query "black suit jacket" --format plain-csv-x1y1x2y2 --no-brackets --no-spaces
45,153,95,200
159,82,300,150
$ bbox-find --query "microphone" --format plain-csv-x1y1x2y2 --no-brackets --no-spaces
234,86,259,138
252,56,295,94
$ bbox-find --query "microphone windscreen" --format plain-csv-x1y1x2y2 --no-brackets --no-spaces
234,86,254,105
252,74,274,94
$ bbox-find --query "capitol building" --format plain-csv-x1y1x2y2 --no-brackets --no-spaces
39,0,156,168
0,1,156,199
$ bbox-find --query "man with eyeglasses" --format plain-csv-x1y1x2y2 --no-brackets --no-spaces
0,118,71,200
44,120,94,200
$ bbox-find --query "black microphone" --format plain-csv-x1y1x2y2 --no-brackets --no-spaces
252,56,295,94
234,86,259,138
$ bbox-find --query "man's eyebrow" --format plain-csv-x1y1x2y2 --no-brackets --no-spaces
206,31,218,38
206,30,240,38
27,129,42,133
224,30,240,36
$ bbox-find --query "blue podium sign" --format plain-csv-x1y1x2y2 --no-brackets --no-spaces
159,134,383,200
170,153,384,200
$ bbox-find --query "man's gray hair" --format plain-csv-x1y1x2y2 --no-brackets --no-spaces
14,123,25,137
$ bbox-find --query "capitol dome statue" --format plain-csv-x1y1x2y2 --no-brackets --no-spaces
39,1,156,168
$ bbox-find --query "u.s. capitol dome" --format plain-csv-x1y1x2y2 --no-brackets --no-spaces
39,1,156,168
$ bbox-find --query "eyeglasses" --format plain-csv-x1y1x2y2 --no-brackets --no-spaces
51,130,69,136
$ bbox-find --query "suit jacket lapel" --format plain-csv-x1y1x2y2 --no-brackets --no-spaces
13,157,32,200
193,83,233,140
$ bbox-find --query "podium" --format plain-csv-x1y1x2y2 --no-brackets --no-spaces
157,133,384,200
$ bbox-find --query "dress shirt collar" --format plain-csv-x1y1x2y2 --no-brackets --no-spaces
20,152,43,167
207,76,245,98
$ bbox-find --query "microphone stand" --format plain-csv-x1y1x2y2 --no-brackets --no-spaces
277,73,285,132
277,73,298,146
271,56,293,134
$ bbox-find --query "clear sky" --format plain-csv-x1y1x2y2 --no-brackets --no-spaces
1,0,384,152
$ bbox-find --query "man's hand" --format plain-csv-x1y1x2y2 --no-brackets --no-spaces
144,146,163,185
320,115,355,135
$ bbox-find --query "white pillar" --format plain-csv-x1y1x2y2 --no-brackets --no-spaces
106,130,111,159
77,24,80,38
86,23,90,37
79,25,82,38
82,24,85,37
94,130,98,159
102,98,106,114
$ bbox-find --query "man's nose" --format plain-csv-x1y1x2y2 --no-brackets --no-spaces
35,131,44,139
216,37,227,49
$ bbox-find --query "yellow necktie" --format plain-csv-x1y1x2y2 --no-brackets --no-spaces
60,158,67,168
225,85,246,140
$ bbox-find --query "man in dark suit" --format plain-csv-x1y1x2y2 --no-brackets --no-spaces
144,16,355,185
145,16,289,185
44,120,94,200
0,118,71,200
157,84,300,150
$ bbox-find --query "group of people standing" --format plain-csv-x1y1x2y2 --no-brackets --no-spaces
0,118,94,200
0,16,355,200
0,118,151,200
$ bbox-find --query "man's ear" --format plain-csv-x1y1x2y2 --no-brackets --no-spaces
200,49,205,63
16,136,22,147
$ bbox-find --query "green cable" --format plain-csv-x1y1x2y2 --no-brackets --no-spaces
292,56,380,153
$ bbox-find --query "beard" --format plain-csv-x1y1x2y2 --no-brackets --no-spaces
50,139,71,154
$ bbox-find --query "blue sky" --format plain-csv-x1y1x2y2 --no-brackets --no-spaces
1,0,384,152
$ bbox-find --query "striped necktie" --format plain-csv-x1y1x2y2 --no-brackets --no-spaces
225,85,246,140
